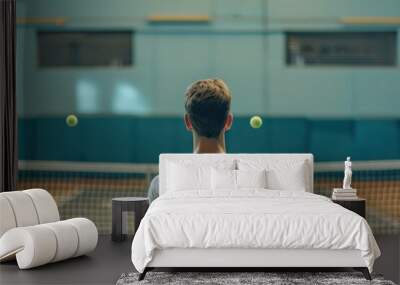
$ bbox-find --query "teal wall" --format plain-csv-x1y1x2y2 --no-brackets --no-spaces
17,0,400,117
16,0,400,162
18,116,400,162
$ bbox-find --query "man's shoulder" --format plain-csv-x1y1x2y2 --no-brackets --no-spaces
148,175,159,202
149,175,159,188
151,175,159,183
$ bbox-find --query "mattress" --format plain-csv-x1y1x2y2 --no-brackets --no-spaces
131,190,380,273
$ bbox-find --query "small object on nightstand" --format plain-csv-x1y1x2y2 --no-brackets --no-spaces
332,198,366,218
112,197,149,242
332,188,358,200
332,157,358,200
343,156,353,190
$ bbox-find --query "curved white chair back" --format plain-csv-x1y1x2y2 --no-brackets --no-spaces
0,189,60,237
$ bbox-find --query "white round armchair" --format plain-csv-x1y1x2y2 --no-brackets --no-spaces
0,189,98,269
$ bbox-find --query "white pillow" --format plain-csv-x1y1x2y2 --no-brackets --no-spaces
166,159,236,193
237,169,267,189
238,159,307,191
211,168,236,190
211,169,268,190
267,168,306,191
167,162,211,191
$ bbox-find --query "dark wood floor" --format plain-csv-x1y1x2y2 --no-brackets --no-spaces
374,234,400,284
0,235,133,285
1,235,399,285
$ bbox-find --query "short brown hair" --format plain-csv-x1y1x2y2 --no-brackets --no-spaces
185,79,231,138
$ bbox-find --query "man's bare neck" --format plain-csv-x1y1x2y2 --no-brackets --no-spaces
193,134,226,154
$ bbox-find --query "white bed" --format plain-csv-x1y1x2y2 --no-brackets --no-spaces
131,154,380,280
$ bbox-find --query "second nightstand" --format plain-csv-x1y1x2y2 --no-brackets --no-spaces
332,198,366,218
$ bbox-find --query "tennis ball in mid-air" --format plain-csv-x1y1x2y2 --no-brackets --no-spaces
66,114,78,127
250,116,263,129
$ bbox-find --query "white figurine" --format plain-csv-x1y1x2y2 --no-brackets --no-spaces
343,157,352,189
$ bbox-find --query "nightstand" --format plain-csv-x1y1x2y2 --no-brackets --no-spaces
112,197,149,242
332,198,366,218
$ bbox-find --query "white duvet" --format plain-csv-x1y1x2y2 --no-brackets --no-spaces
131,190,380,273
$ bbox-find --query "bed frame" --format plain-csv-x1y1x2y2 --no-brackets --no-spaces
139,248,371,280
138,154,372,281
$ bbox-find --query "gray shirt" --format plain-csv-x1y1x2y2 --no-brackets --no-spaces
147,175,159,204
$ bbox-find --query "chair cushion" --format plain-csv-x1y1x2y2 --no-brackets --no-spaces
0,225,57,269
42,221,79,262
23,189,60,224
0,191,39,227
0,196,16,237
65,218,98,257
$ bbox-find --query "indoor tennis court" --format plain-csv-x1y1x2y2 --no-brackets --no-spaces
1,0,399,284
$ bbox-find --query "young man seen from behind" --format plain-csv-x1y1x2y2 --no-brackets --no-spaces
147,79,233,203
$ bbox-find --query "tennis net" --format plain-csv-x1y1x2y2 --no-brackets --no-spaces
17,160,399,235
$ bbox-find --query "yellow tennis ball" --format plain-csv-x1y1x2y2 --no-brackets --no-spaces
250,116,263,129
66,114,78,127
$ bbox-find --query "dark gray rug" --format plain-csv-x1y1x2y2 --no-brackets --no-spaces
116,272,396,285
